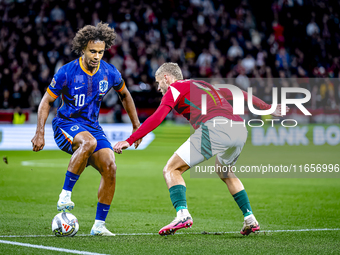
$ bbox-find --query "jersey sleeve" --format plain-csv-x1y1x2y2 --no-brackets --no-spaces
109,64,125,92
47,67,66,99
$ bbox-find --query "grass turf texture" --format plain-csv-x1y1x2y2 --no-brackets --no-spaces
0,123,339,254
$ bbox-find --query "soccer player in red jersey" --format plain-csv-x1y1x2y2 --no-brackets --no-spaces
114,62,287,236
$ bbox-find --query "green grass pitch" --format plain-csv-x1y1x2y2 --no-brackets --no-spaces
0,123,339,254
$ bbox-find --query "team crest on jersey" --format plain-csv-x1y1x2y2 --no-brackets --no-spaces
99,80,108,93
50,78,56,88
70,125,79,131
99,80,108,96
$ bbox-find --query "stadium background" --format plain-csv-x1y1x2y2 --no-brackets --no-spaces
0,0,340,122
0,0,339,254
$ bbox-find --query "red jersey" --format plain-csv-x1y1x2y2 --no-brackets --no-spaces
126,79,271,145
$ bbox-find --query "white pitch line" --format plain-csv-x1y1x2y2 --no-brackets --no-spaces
264,228,340,233
21,161,66,167
0,240,109,255
0,228,339,238
0,235,56,238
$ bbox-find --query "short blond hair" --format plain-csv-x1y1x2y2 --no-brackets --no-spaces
155,62,183,80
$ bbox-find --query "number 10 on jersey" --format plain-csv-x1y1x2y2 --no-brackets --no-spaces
74,94,85,107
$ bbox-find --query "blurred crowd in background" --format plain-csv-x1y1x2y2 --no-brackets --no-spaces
0,0,340,117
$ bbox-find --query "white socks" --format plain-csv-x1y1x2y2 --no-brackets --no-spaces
177,208,190,217
94,220,105,225
60,189,71,198
244,214,255,222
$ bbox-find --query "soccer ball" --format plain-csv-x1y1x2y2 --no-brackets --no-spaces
51,212,79,237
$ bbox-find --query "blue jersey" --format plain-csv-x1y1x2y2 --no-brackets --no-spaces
47,57,125,126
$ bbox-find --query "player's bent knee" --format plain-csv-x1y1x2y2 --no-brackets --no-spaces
162,161,173,175
162,165,178,179
162,165,169,177
102,161,117,181
163,164,188,178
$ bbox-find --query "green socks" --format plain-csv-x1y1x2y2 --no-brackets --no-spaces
233,189,253,217
169,185,187,212
169,186,253,216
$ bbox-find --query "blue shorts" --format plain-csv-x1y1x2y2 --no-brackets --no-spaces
52,118,113,155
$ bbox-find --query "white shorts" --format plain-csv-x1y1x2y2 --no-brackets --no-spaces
175,117,247,167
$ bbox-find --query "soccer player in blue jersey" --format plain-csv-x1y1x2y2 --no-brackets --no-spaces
31,22,141,236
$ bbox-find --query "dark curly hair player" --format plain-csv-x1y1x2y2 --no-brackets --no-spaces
72,22,117,55
32,22,142,236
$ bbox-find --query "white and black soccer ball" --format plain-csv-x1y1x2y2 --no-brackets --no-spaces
51,212,79,237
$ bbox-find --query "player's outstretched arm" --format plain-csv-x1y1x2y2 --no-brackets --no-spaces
113,104,172,154
31,92,56,152
117,86,142,149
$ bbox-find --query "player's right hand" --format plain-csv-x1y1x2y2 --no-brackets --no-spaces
31,133,45,152
113,141,130,154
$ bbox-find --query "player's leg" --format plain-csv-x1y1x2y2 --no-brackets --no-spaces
215,153,260,235
54,121,97,211
159,153,193,235
208,117,260,235
163,154,190,188
159,131,207,236
87,138,117,236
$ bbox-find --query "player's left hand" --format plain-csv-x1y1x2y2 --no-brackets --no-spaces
271,104,290,117
134,138,142,149
132,127,142,149
113,141,130,154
